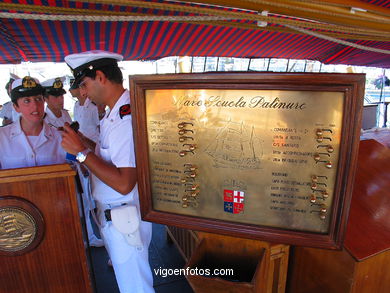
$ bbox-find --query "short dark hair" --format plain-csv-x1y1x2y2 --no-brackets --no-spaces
85,64,123,84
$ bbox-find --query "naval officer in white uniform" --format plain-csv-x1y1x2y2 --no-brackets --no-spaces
0,76,20,126
42,77,72,128
70,80,101,143
0,76,66,169
61,50,154,293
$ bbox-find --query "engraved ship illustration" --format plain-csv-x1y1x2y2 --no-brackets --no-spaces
205,120,262,169
0,213,34,249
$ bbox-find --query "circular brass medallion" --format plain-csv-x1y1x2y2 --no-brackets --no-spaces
0,207,37,252
0,197,44,256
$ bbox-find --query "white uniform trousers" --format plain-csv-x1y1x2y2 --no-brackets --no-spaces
97,203,154,293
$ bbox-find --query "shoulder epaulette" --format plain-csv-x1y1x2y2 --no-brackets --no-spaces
119,104,131,119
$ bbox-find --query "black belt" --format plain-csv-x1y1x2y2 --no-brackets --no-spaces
104,209,112,221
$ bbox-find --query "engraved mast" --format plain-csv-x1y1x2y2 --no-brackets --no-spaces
205,120,262,169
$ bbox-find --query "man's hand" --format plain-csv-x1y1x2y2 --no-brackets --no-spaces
61,122,86,155
79,131,97,151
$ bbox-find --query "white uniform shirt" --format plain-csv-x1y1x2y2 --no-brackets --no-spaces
0,101,20,122
0,118,66,169
73,98,100,142
44,107,72,128
91,90,137,204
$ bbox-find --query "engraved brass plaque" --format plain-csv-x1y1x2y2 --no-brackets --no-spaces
0,207,37,252
146,89,343,233
0,196,44,256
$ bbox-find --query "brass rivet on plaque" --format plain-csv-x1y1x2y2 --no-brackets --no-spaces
179,150,194,157
181,177,194,183
183,143,196,151
184,171,196,178
178,129,194,135
316,136,332,143
178,122,194,129
185,184,198,191
179,136,194,142
191,192,198,198
317,144,334,153
184,163,196,169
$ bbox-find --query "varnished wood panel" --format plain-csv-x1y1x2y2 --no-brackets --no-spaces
0,164,93,293
177,0,389,33
288,246,390,293
352,250,390,293
288,247,355,293
345,139,390,260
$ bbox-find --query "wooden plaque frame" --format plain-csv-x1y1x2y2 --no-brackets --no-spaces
130,72,364,249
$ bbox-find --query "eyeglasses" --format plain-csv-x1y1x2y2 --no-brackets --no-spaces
78,78,90,89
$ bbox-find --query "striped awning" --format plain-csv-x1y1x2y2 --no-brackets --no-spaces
0,0,389,67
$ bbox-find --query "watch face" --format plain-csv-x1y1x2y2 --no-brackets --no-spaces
76,152,86,163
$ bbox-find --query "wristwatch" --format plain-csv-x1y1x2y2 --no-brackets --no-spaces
76,149,91,163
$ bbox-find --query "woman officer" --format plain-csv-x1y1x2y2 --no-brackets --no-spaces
0,76,66,169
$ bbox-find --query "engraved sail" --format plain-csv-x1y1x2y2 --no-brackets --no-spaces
205,120,262,169
0,210,36,251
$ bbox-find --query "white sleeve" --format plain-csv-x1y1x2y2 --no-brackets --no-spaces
0,103,12,119
73,103,78,122
108,116,136,168
64,110,72,124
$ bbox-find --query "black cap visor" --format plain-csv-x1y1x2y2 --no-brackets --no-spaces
71,58,119,87
11,85,44,103
45,88,66,96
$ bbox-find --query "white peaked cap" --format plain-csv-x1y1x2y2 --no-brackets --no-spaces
64,50,123,70
41,76,66,87
64,50,123,86
12,76,41,90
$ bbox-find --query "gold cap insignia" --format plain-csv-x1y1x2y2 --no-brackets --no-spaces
53,78,63,89
22,76,37,89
